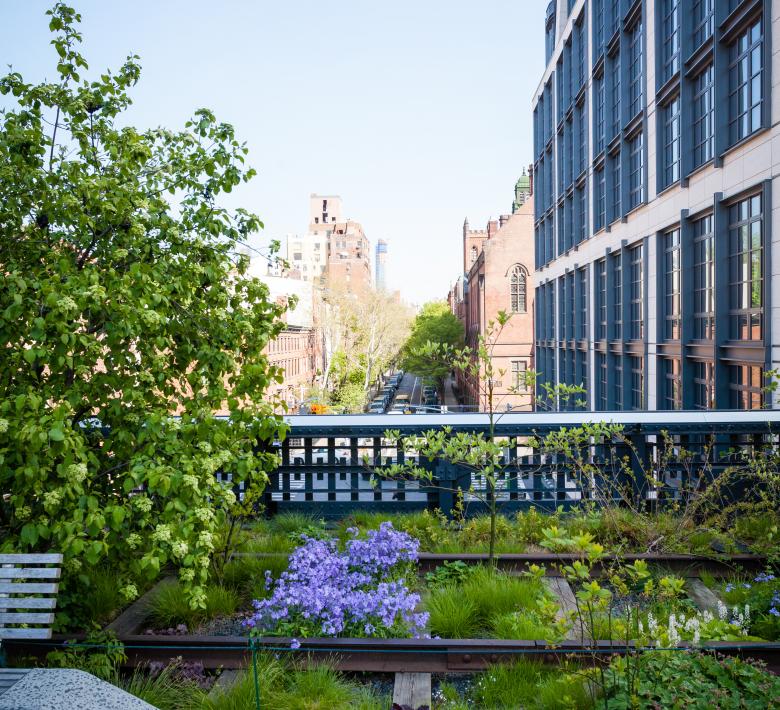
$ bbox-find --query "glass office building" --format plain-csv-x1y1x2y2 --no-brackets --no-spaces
533,0,777,410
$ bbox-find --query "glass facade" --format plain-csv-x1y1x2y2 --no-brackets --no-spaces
663,229,681,341
628,132,644,210
532,0,774,411
728,194,763,341
692,66,714,168
662,96,680,188
660,0,680,84
728,19,763,145
693,214,715,341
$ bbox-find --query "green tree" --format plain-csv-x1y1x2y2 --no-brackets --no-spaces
401,301,464,398
0,4,287,611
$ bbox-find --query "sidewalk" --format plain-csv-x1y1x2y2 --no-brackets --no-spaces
442,376,459,408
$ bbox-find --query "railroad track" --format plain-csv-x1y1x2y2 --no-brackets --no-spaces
5,552,777,674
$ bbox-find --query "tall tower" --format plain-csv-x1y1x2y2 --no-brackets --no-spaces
375,239,388,291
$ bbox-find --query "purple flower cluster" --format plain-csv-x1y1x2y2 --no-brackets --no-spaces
244,522,428,643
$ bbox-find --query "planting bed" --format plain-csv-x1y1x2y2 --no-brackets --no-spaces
5,510,780,709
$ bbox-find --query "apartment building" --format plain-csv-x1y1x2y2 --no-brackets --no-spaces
375,239,388,291
532,0,778,410
448,175,536,410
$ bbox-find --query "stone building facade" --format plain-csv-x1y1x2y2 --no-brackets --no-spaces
533,0,779,410
449,175,536,410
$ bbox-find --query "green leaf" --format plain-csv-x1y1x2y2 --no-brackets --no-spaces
48,427,65,441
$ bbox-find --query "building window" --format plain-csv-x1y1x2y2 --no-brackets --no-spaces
663,229,681,340
511,360,528,390
728,194,763,341
662,96,680,187
614,357,623,410
610,53,621,138
594,0,605,56
610,151,622,222
660,0,680,84
692,65,714,168
612,252,622,340
594,73,605,155
510,265,527,313
557,58,566,122
628,132,644,210
597,352,608,410
577,103,587,176
629,243,643,340
609,0,620,36
692,0,714,49
577,183,588,244
577,267,588,339
630,356,644,410
728,19,763,145
693,214,715,340
730,364,763,409
628,19,644,118
663,358,682,410
567,272,575,341
596,259,607,340
694,360,714,409
594,167,606,232
470,245,478,265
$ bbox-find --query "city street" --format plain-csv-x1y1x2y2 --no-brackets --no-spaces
392,372,422,407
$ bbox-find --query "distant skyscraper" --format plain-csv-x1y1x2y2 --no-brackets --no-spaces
375,239,388,291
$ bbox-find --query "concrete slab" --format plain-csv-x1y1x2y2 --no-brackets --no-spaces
0,669,155,710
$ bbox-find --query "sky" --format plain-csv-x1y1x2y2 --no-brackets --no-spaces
1,1,546,305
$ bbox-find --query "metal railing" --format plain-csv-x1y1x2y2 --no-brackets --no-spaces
232,411,780,518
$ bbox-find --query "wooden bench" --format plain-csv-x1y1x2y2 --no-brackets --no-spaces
0,553,63,641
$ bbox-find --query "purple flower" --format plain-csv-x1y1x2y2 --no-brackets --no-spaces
243,522,426,641
769,608,780,617
725,584,734,593
755,573,776,583
290,638,301,649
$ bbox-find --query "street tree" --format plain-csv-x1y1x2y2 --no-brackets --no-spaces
0,4,287,611
400,301,464,398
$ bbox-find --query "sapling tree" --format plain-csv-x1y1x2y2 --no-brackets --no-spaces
378,313,534,565
0,4,287,610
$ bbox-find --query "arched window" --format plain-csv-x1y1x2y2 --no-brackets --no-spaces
510,265,527,313
470,245,478,264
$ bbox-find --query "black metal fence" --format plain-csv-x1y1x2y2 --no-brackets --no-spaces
235,411,780,519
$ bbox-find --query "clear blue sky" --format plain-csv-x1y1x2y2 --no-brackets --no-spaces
1,1,546,304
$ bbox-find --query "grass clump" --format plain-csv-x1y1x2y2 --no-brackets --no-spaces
147,581,240,630
191,660,388,710
426,566,552,639
471,659,589,709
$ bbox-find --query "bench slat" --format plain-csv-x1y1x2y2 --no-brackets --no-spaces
0,597,58,610
0,567,61,579
0,612,55,624
0,627,53,639
0,554,62,564
0,582,59,594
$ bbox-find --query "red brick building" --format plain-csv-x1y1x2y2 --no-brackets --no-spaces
448,173,535,410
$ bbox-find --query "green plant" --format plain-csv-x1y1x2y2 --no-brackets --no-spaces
147,581,239,630
119,664,203,710
46,631,126,681
425,560,476,587
427,587,480,638
470,658,589,709
426,566,553,639
270,512,326,538
0,2,288,609
605,651,780,709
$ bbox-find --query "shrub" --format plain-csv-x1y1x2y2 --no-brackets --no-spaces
605,651,780,708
